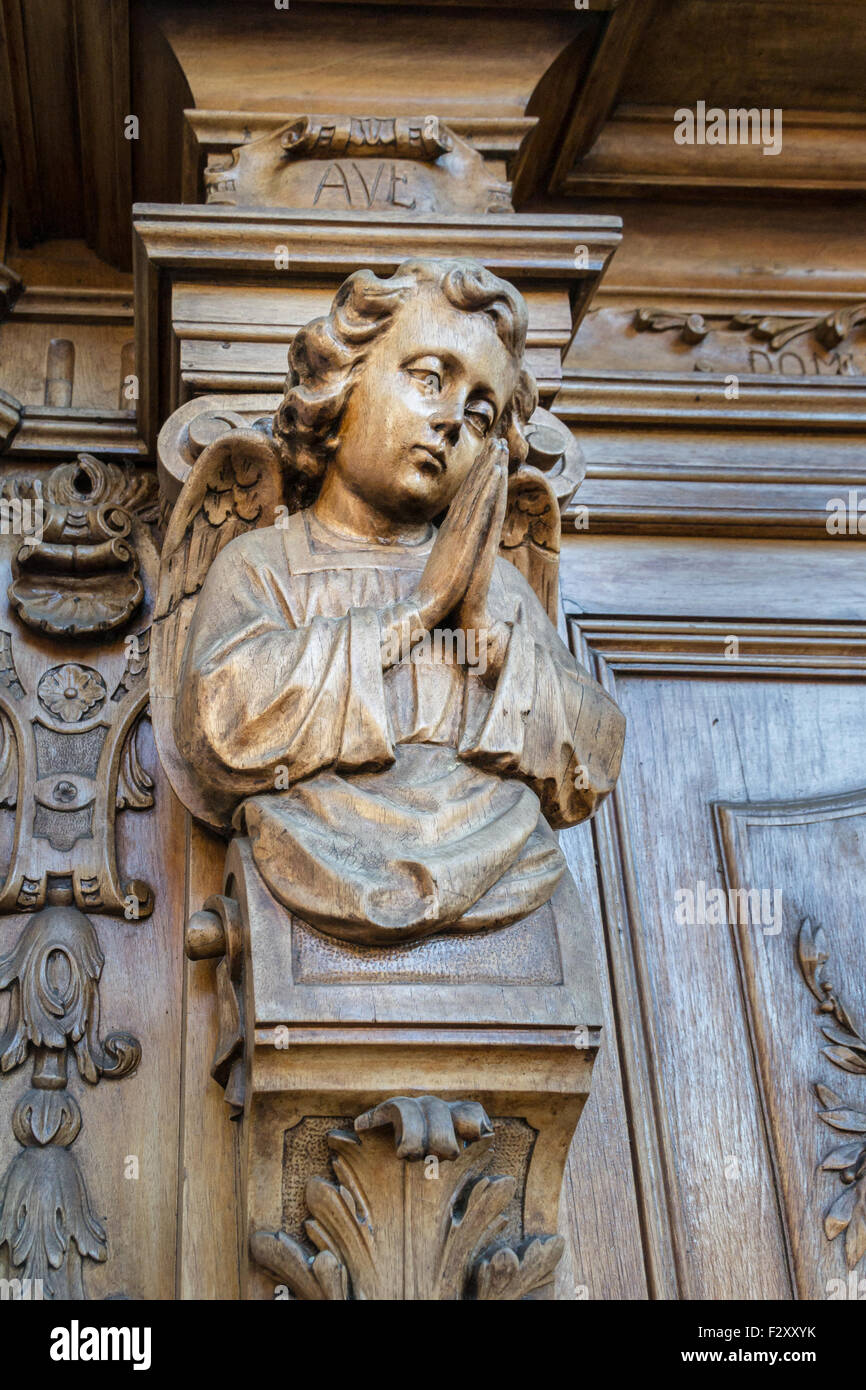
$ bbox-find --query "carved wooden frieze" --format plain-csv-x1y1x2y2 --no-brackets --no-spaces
0,451,160,1298
251,1098,563,1301
568,303,866,378
204,115,512,215
0,904,141,1297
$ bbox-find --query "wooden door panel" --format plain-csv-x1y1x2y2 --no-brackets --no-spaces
575,633,866,1298
718,792,866,1296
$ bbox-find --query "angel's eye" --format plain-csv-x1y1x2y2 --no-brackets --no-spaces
466,401,495,435
409,368,441,392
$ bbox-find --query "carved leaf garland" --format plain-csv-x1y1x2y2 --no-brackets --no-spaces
797,919,866,1269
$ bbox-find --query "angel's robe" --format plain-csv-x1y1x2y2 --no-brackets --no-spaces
176,508,625,943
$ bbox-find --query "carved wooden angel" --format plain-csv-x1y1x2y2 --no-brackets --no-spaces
152,258,624,944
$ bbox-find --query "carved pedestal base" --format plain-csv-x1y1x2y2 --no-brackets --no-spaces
187,838,600,1301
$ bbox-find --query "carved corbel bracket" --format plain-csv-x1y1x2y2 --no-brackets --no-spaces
250,1097,564,1302
181,838,599,1301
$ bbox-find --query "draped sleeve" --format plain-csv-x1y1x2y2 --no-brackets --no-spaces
174,530,395,802
458,558,625,829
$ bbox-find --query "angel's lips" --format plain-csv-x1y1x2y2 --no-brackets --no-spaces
411,445,446,475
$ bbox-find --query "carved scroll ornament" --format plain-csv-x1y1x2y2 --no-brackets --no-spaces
204,114,512,214
3,454,157,639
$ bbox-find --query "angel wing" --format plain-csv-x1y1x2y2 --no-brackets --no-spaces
151,424,285,830
498,408,585,625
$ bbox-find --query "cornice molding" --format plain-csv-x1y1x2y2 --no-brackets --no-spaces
554,373,866,431
563,106,866,197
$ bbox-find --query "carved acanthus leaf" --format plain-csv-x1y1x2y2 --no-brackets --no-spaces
252,1099,563,1300
474,1235,565,1300
0,908,141,1299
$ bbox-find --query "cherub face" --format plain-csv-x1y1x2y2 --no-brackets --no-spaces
331,290,519,523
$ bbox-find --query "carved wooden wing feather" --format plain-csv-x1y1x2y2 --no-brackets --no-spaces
499,466,562,624
498,408,585,625
151,428,285,829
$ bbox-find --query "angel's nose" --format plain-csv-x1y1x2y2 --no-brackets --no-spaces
430,404,461,445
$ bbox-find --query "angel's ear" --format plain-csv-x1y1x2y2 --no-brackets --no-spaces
151,425,285,831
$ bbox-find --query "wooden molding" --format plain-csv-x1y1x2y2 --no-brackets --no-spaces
555,373,866,431
573,618,866,679
12,287,133,324
564,107,866,198
6,407,147,460
132,205,621,452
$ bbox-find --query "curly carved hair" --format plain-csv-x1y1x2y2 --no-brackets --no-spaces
272,258,538,508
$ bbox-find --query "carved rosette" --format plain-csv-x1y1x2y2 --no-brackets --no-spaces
251,1096,563,1301
0,905,141,1298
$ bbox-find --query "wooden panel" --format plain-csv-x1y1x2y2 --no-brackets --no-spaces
619,0,866,111
577,637,866,1296
717,791,866,1296
560,537,866,620
557,786,650,1299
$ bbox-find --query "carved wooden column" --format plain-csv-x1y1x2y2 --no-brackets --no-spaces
140,116,624,1301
